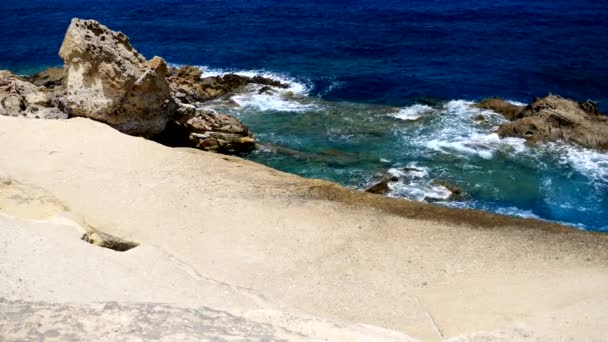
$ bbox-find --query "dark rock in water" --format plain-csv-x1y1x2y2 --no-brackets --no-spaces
365,176,399,195
497,95,608,151
431,179,464,200
473,114,487,123
0,70,67,119
167,66,289,104
154,110,256,154
475,98,525,121
258,86,274,95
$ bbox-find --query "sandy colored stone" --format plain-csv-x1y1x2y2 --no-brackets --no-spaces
0,116,607,341
59,19,175,136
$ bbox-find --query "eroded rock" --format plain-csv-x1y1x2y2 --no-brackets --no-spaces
475,98,525,121
496,95,608,150
59,19,175,136
0,70,67,119
155,110,256,154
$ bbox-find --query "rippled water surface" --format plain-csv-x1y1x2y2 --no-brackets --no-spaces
1,0,607,230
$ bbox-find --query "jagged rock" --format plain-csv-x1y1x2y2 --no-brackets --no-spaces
365,175,398,195
155,110,256,154
59,18,175,136
24,68,65,91
475,98,525,121
167,65,288,104
0,71,67,119
497,95,608,150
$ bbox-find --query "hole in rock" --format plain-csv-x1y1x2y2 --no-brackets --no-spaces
81,231,139,252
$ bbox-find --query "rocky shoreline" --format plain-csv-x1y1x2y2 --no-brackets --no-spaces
3,18,607,214
0,18,294,155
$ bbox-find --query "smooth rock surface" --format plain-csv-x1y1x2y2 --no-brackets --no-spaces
1,115,607,341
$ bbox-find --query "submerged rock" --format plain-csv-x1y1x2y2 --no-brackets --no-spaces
59,19,175,137
496,95,608,151
0,70,67,119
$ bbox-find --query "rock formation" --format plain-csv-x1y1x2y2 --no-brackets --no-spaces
0,71,67,119
167,65,288,104
155,108,256,154
475,98,525,121
484,95,608,151
59,19,175,137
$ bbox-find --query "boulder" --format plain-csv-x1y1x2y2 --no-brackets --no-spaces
475,98,525,121
497,95,608,150
0,70,67,119
59,18,175,136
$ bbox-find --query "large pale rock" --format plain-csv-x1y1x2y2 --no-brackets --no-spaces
496,95,608,150
0,71,67,119
59,19,175,136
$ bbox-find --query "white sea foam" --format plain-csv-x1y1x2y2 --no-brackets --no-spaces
198,65,313,96
174,64,320,113
230,92,321,112
416,100,527,159
383,165,452,201
389,181,452,202
506,100,527,106
546,142,608,186
391,104,434,121
495,206,541,219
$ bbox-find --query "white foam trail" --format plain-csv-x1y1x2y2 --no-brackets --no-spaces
391,104,434,121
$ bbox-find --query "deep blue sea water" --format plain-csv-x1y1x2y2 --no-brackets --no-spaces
1,0,607,230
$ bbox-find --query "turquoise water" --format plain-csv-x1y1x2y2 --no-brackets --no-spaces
201,72,608,231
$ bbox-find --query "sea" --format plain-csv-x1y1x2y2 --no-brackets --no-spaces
1,0,607,231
